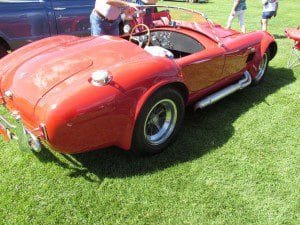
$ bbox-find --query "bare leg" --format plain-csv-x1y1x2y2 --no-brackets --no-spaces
241,25,246,33
238,11,246,33
226,14,235,29
262,19,268,31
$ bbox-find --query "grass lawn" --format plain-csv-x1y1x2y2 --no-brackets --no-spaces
0,0,299,224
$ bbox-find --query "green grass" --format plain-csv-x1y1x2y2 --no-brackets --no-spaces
0,0,299,224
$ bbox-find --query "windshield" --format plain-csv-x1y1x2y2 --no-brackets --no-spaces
124,5,222,45
154,5,208,24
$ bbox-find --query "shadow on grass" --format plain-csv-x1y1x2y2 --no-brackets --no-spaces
35,67,295,182
273,34,287,39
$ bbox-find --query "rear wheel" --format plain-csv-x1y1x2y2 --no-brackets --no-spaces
0,45,8,58
252,50,270,84
132,88,185,155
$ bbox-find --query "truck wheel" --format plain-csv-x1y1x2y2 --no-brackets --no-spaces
132,87,185,155
0,45,8,58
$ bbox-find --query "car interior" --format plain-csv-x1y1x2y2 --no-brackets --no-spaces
123,28,205,59
121,8,205,59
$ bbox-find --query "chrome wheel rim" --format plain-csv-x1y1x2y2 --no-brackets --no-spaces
144,99,177,146
255,53,268,81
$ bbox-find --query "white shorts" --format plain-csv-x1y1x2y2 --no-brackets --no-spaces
229,10,246,26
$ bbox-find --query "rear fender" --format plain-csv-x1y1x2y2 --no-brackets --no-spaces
118,76,186,150
134,77,186,121
40,66,186,152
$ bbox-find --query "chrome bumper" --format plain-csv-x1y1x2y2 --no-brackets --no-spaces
0,106,42,152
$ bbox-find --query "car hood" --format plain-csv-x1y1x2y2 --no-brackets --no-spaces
0,35,152,120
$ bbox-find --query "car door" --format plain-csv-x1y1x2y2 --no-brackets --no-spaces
51,0,93,36
222,34,259,78
0,0,51,49
177,47,226,93
222,48,252,77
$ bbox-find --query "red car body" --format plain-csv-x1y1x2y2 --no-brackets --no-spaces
0,6,277,155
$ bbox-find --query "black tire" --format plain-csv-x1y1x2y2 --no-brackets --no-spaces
132,87,185,155
0,45,8,58
251,49,270,85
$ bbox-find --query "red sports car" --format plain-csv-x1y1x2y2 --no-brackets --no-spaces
0,6,277,155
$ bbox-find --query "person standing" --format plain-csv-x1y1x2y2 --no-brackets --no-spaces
90,0,138,36
226,0,247,33
261,0,279,31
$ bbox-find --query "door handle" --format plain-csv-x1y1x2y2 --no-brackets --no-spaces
54,7,66,11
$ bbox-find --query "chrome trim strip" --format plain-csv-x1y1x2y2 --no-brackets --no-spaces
191,58,212,64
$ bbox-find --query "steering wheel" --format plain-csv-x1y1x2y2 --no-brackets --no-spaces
129,23,151,47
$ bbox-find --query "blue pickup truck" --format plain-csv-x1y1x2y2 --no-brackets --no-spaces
0,0,94,58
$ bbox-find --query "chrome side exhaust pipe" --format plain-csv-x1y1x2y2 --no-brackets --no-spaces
194,71,252,110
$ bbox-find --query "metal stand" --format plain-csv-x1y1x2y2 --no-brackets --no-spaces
287,42,300,68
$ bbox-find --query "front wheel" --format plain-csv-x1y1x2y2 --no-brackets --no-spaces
252,50,270,84
132,88,185,155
